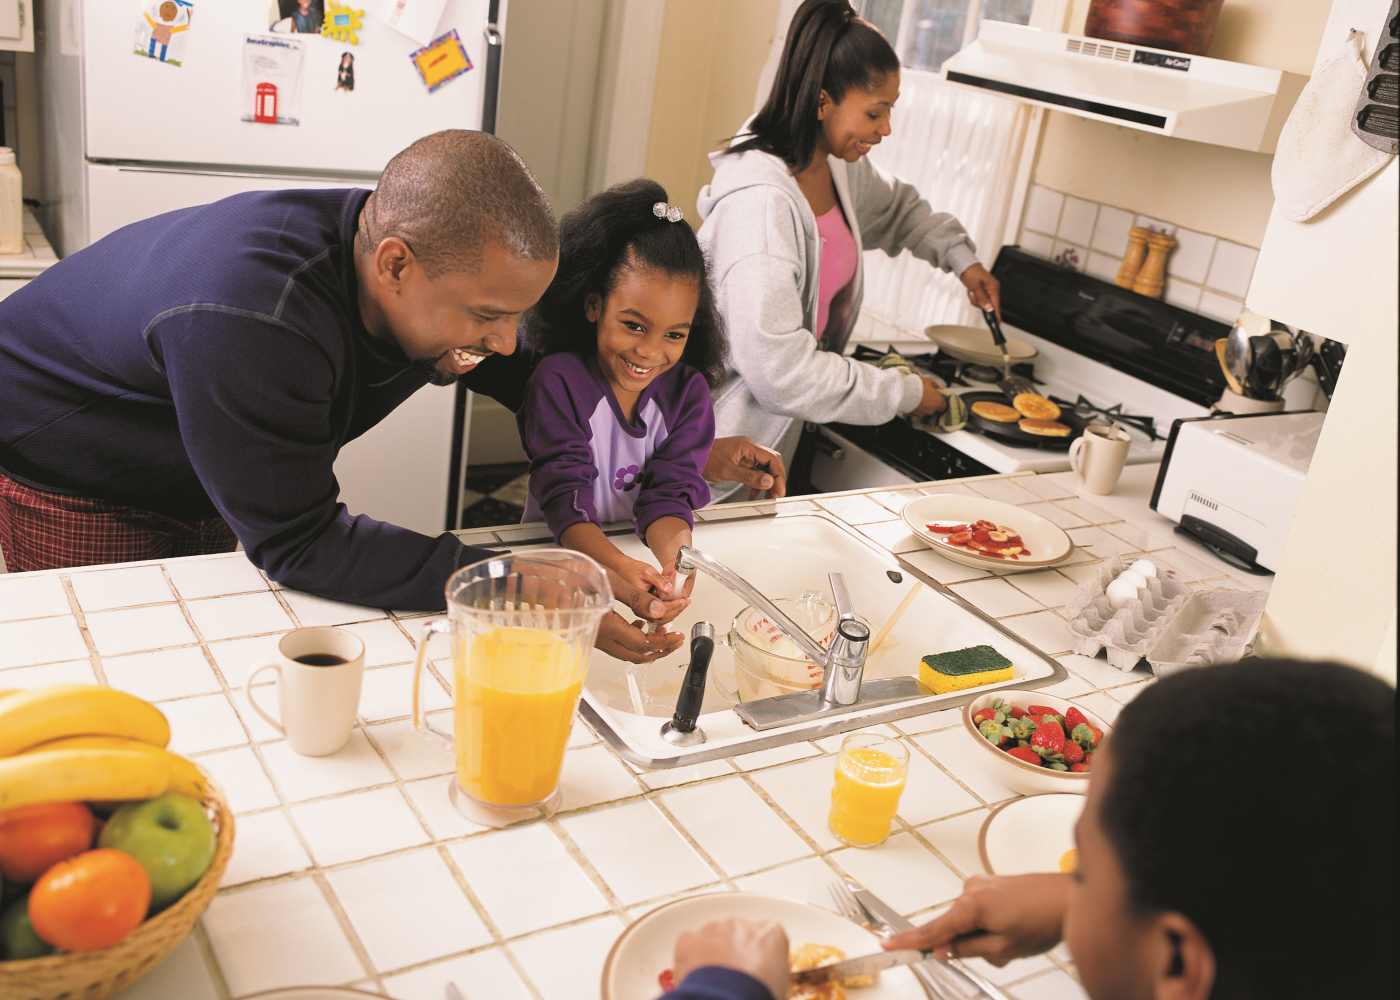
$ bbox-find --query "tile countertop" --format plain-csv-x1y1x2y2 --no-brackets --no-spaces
0,465,1267,1000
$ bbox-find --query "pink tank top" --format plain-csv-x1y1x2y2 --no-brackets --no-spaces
815,204,858,341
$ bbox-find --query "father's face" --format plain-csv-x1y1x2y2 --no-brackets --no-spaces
380,245,556,386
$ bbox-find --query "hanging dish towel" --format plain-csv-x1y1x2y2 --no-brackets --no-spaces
1272,30,1392,222
876,351,968,433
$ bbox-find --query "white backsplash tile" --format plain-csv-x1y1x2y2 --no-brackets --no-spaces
85,604,196,657
1134,214,1176,236
69,565,174,612
1163,277,1203,312
327,848,492,971
102,646,222,701
1197,289,1245,324
449,823,609,938
1090,205,1134,257
1205,240,1258,297
1050,242,1086,273
165,554,269,600
1057,196,1098,246
1023,185,1064,235
1084,251,1121,283
0,616,90,669
1019,229,1054,259
1168,228,1217,284
0,574,71,622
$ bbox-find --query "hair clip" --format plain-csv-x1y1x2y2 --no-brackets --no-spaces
652,201,684,223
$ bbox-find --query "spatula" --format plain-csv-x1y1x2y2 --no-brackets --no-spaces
981,308,1036,400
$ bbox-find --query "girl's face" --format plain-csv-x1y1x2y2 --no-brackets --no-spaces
817,71,899,162
587,267,699,401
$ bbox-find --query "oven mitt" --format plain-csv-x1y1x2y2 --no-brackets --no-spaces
1272,30,1392,223
875,351,968,433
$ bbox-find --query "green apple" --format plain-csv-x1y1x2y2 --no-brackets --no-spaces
1,894,55,961
97,794,215,913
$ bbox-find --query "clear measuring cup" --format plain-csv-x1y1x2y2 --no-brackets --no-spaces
412,550,612,827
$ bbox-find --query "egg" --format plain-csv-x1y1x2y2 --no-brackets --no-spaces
1117,569,1148,591
1105,578,1139,609
1129,559,1157,578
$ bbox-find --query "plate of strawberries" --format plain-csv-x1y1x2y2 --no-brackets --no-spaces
960,690,1111,796
900,494,1073,570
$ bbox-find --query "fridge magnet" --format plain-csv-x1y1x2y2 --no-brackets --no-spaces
382,0,449,47
409,29,472,95
334,52,355,91
321,1,363,44
241,34,306,126
269,0,324,34
133,0,193,67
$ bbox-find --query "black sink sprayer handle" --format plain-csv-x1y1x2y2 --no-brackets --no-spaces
671,622,715,733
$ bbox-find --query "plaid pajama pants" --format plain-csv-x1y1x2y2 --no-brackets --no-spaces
0,472,237,573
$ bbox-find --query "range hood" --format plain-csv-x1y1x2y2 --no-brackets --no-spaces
941,21,1305,153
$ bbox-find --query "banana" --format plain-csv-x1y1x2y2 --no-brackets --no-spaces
0,748,170,811
0,684,171,757
18,736,206,801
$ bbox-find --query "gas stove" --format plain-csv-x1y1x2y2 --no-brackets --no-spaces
812,247,1232,488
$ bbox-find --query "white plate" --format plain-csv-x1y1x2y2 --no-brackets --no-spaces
241,990,384,1000
978,793,1085,875
901,495,1073,569
924,324,1037,364
601,892,924,1000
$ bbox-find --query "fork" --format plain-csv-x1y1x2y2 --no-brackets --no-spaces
827,883,960,1000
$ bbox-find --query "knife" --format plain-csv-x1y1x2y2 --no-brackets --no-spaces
847,880,1016,1000
790,948,930,985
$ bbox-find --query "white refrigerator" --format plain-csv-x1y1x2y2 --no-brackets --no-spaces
36,0,507,535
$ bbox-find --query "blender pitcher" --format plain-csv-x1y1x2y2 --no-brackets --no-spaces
412,550,612,828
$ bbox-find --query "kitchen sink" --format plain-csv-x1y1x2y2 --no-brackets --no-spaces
574,510,1066,767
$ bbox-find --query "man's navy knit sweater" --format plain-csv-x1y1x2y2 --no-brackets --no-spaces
0,188,527,610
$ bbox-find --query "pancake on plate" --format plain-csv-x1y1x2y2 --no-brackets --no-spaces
971,400,1021,423
1019,418,1072,437
1012,393,1061,420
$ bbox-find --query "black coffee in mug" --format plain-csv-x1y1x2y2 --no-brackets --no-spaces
293,653,349,666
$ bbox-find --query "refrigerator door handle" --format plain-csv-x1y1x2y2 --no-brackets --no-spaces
481,0,504,135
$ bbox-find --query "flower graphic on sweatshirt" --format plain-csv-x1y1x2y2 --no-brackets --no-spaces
613,464,640,492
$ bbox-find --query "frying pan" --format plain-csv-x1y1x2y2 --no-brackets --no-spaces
956,391,1089,450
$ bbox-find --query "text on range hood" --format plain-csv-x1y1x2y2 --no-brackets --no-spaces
941,21,1305,153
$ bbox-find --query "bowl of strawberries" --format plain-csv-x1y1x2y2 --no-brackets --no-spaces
960,690,1110,796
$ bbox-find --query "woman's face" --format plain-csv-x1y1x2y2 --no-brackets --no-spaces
817,71,899,162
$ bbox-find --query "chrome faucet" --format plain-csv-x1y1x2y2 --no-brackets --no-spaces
674,546,871,720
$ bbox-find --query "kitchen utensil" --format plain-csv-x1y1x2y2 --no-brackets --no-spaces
981,308,1037,398
827,883,952,1000
871,582,922,650
1223,321,1255,395
1115,226,1150,288
1310,337,1346,398
412,549,612,828
246,627,366,757
956,390,1089,450
978,794,1085,876
902,494,1074,569
1289,330,1315,382
1246,334,1284,399
923,323,1036,365
846,880,1018,1000
1067,423,1132,495
1214,339,1245,395
660,621,714,746
961,691,1111,795
791,949,930,985
600,892,924,1000
1131,231,1175,299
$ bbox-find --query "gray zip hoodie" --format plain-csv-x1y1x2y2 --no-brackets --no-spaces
697,142,980,495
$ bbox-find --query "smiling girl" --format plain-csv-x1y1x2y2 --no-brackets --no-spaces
518,179,727,619
698,0,1001,498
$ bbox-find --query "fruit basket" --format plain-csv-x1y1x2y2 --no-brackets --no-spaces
0,777,234,1000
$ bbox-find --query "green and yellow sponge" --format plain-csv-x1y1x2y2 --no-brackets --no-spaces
919,646,1014,694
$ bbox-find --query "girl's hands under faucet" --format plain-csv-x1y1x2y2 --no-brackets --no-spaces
646,518,696,626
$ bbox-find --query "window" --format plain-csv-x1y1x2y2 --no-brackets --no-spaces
855,0,1041,74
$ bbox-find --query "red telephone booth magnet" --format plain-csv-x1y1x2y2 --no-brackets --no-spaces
254,82,278,123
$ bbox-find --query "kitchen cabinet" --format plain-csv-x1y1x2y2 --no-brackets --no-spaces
0,0,31,52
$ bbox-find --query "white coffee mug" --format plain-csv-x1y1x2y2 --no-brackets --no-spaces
247,627,365,756
1068,424,1131,495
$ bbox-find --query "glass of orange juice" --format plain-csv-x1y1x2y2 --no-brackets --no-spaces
411,550,612,828
828,733,909,848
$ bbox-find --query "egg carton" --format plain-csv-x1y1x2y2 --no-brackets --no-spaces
1144,589,1268,678
1064,554,1194,669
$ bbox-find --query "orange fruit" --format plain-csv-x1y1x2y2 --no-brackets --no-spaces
28,848,151,952
0,802,97,883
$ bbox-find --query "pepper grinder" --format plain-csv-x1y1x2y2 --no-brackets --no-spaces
1115,227,1150,288
1132,232,1176,299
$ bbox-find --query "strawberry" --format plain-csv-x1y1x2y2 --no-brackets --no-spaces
1008,705,1026,719
1028,705,1059,717
1026,713,1044,727
1006,746,1043,766
1069,762,1091,773
979,719,1013,745
1071,723,1104,749
1030,720,1066,756
1062,740,1085,764
973,707,1000,725
1084,751,1095,766
1064,707,1090,732
659,970,677,991
1008,716,1037,742
1047,761,1069,771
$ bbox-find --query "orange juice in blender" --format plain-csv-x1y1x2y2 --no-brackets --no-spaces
455,627,581,806
829,733,909,847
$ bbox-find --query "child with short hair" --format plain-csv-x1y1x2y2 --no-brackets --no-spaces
518,179,727,615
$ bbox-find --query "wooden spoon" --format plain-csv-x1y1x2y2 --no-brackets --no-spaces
1215,339,1245,396
872,582,922,650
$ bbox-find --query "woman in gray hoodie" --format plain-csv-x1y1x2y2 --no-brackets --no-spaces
697,0,1001,498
